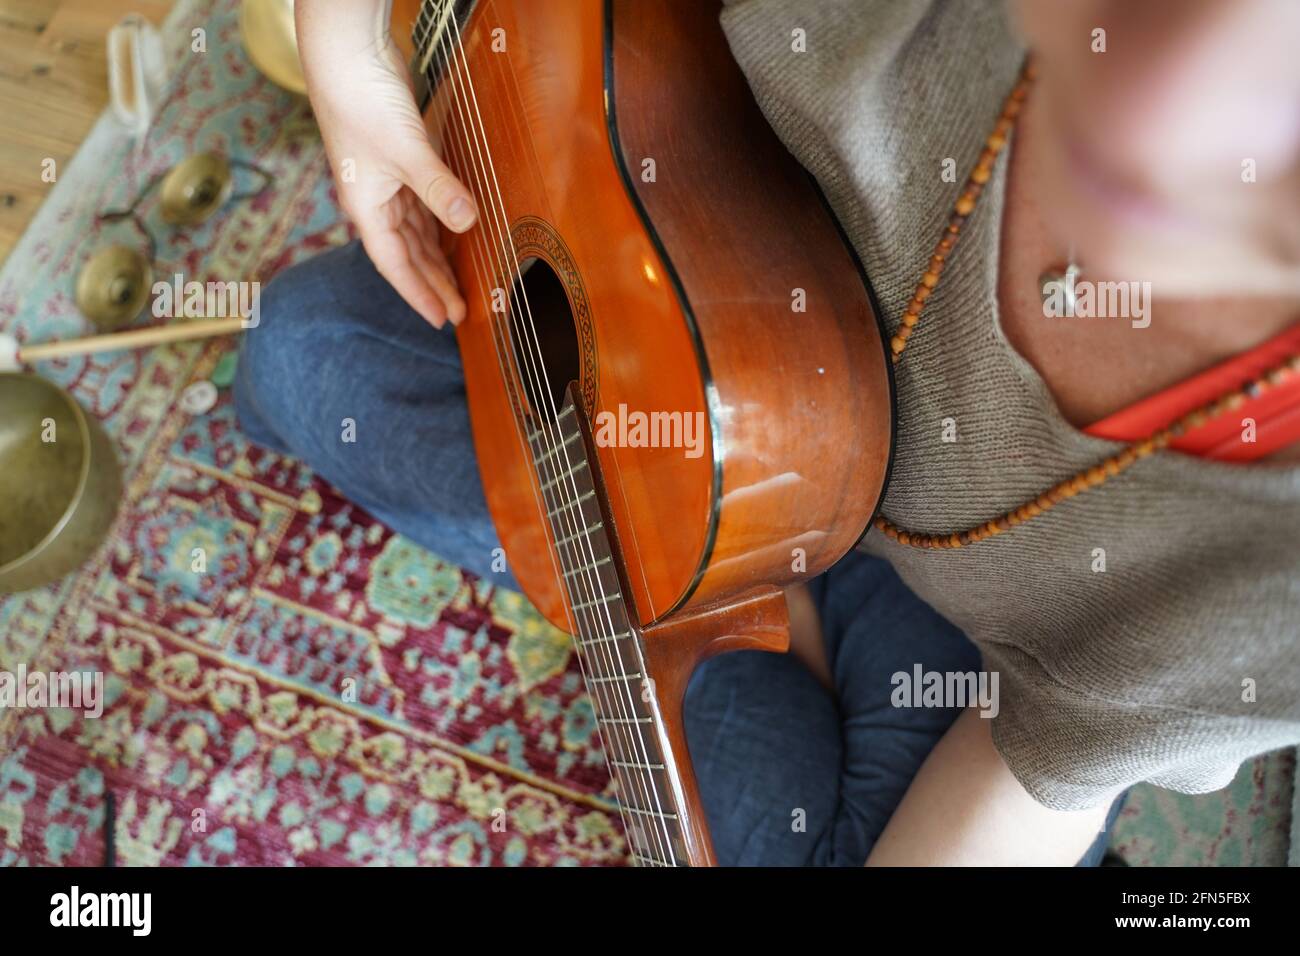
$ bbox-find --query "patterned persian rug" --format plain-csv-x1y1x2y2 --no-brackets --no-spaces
0,0,1291,867
1112,750,1293,866
0,0,623,867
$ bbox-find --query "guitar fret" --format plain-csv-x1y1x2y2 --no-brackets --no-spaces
590,672,643,684
533,429,582,464
563,556,611,578
611,759,666,771
555,521,602,548
622,805,679,822
572,591,619,612
524,396,687,867
540,459,587,491
547,490,594,517
580,631,631,647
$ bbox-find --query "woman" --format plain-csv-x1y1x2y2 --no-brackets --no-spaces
234,0,1300,864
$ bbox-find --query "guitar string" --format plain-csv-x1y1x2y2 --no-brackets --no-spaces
441,141,658,865
413,0,456,79
433,36,674,868
429,38,669,869
438,10,680,865
434,13,676,867
413,2,661,864
435,9,678,866
418,0,681,868
417,0,679,867
429,7,677,864
418,0,673,867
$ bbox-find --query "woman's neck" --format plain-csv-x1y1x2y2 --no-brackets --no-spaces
997,84,1300,461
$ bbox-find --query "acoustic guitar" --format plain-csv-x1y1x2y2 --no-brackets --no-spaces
391,0,894,866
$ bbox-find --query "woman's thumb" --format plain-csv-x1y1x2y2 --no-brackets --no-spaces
399,135,477,233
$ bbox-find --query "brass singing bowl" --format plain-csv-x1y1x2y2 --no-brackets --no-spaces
240,0,307,96
0,374,122,594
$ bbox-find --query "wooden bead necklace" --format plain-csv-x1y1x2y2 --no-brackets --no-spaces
877,58,1300,550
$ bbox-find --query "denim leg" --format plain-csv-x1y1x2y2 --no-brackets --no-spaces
683,650,842,866
686,549,1123,866
236,242,1124,865
233,240,515,587
809,549,982,864
1077,794,1127,867
816,550,1123,866
680,544,969,867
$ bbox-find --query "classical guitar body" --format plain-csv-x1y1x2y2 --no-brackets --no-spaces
392,0,893,866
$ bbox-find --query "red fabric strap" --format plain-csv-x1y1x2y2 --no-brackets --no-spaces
1084,324,1300,461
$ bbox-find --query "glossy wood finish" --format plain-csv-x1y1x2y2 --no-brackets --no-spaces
608,0,894,611
396,0,715,630
636,587,792,865
392,0,893,865
570,381,793,867
395,0,893,628
564,384,708,866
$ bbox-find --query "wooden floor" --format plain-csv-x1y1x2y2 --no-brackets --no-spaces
0,0,170,266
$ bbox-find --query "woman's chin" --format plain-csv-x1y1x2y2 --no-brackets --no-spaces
1049,182,1283,298
1074,227,1296,299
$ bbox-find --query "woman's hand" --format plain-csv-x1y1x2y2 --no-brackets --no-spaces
295,0,477,328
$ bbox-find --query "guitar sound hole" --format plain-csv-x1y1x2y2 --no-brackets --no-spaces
508,256,580,422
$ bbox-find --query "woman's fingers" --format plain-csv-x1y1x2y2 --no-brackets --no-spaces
412,250,464,326
357,213,449,329
397,133,478,234
405,200,467,324
357,191,469,329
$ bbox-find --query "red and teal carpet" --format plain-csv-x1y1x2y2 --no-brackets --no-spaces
0,0,623,866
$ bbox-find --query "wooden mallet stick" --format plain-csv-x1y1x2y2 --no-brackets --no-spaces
0,316,247,371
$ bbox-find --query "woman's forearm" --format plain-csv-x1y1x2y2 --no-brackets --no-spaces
866,707,1112,866
296,0,393,72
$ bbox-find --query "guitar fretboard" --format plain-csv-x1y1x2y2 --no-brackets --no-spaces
527,399,690,867
411,0,472,91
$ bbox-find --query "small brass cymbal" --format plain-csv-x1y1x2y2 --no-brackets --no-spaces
159,152,234,226
74,244,151,331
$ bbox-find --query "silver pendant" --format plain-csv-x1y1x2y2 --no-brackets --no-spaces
1040,263,1081,316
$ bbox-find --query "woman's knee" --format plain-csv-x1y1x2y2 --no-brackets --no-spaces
234,244,365,449
685,651,841,865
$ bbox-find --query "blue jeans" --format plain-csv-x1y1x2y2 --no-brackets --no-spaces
234,241,1120,866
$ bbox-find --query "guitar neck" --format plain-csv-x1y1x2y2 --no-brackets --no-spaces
410,0,475,95
526,391,705,866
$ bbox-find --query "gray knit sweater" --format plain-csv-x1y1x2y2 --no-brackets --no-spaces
721,0,1300,809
